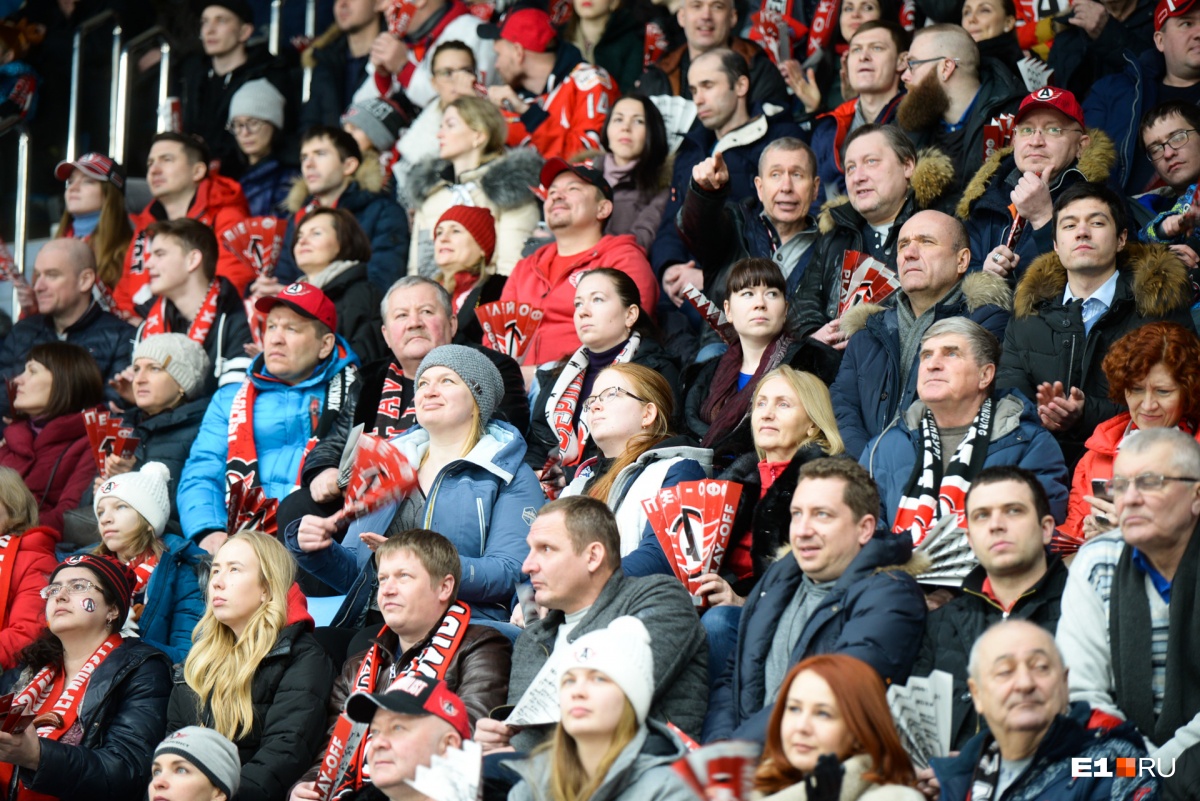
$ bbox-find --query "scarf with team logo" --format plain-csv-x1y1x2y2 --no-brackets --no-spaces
141,279,222,345
545,333,641,467
372,361,414,439
314,602,472,801
226,352,357,488
893,398,992,546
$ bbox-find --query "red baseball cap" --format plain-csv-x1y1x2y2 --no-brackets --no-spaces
345,675,472,741
255,283,338,333
54,153,126,192
1015,86,1085,129
1156,0,1199,30
539,157,614,202
479,8,557,53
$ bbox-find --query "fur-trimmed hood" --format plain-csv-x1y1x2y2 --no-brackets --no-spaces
840,271,1013,337
817,148,955,234
1013,243,1191,319
407,147,544,209
283,149,384,213
955,128,1117,220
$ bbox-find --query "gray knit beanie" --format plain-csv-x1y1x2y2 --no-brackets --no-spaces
132,333,210,400
340,97,403,151
416,345,504,424
154,726,241,799
228,78,285,129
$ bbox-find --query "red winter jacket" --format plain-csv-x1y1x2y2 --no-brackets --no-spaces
0,526,58,669
503,55,618,161
0,415,96,536
499,234,658,365
114,172,253,317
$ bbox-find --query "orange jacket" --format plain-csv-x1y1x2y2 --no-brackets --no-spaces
115,172,253,317
503,48,618,161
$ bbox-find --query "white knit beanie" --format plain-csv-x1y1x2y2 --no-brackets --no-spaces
132,333,210,400
561,616,656,723
228,78,286,129
94,462,172,537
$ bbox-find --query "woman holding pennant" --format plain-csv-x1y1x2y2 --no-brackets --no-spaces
0,553,172,800
287,345,544,631
167,531,335,801
559,363,710,578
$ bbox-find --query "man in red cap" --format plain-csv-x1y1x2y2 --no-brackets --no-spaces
498,158,657,369
961,86,1118,282
1084,0,1200,194
178,281,360,552
481,8,619,161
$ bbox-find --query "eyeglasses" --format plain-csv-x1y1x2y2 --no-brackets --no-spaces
1015,125,1084,139
1146,129,1198,160
1104,472,1200,496
904,56,958,72
226,118,268,135
40,579,100,600
582,386,647,414
433,67,475,79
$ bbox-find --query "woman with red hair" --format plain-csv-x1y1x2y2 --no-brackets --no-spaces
1065,322,1200,541
754,655,921,800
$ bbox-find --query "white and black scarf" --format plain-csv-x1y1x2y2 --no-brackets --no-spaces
544,333,640,466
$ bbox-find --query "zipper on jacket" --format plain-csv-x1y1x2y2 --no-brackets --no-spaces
477,498,486,553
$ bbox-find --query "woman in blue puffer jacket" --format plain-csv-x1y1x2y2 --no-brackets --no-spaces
287,345,545,624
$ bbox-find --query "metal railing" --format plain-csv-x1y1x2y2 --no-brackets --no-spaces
303,0,316,102
112,26,171,166
12,124,30,318
67,10,122,162
269,0,283,55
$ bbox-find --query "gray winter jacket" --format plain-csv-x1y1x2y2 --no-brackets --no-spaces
508,571,708,751
506,720,696,801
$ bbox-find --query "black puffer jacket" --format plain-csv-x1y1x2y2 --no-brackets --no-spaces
912,557,1068,751
310,261,387,366
996,243,1195,463
166,622,337,801
0,639,172,800
792,151,956,338
121,396,209,527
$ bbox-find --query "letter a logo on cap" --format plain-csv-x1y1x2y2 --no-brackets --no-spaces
1035,87,1056,100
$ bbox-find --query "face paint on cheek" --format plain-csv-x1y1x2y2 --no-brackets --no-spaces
81,598,95,613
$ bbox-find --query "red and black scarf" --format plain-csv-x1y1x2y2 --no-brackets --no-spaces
314,602,472,801
373,362,415,439
893,398,993,546
545,333,641,467
141,279,222,345
700,334,794,449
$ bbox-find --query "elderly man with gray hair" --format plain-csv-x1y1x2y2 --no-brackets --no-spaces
861,317,1068,537
926,619,1157,801
1058,427,1200,799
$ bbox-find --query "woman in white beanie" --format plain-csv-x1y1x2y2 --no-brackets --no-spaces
227,77,299,218
507,616,696,801
94,462,206,665
103,333,211,529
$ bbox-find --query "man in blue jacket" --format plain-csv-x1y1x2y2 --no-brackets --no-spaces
178,282,359,553
704,458,926,743
862,317,1069,535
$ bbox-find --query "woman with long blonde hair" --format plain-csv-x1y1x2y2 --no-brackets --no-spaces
167,531,335,800
560,363,711,576
508,617,695,801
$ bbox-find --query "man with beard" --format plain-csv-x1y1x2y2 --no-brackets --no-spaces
958,87,1111,282
810,21,909,204
897,23,1023,206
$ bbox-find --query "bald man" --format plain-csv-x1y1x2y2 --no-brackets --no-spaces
929,620,1158,800
0,239,135,414
830,210,1012,457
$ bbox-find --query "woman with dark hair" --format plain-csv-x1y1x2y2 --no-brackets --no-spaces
1065,322,1200,541
53,153,133,300
682,259,840,470
292,207,386,363
592,95,671,252
0,342,103,533
564,0,645,92
561,363,710,576
962,0,1024,83
754,655,921,800
0,553,172,800
527,268,680,474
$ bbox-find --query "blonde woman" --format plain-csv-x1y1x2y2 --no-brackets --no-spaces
407,96,541,277
166,531,335,801
560,363,711,578
0,467,58,669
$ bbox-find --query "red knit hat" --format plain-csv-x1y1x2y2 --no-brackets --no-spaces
436,205,497,265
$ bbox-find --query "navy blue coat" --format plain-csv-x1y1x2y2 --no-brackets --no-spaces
704,531,926,743
831,273,1013,459
238,156,299,218
0,640,172,799
274,181,410,291
933,702,1160,801
650,110,804,274
1083,48,1166,196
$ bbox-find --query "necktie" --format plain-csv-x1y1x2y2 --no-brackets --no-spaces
1081,297,1106,336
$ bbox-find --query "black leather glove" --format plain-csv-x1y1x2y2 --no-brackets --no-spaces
803,753,845,801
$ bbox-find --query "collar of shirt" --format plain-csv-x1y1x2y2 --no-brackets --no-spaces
1063,269,1119,309
941,88,980,133
1131,547,1172,603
